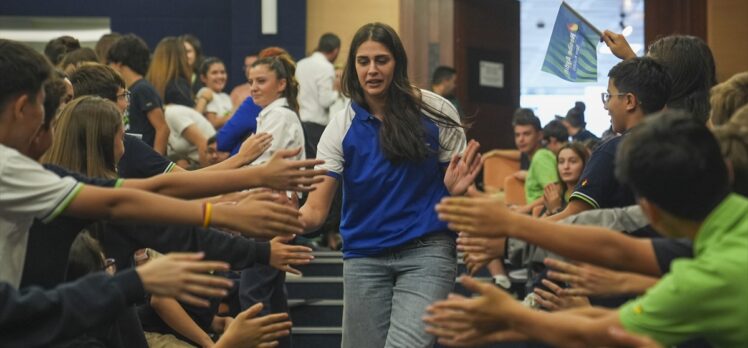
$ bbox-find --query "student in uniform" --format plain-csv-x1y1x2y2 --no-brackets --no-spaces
107,34,170,155
298,23,481,348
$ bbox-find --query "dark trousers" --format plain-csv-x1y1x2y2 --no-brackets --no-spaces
240,263,290,348
302,121,326,159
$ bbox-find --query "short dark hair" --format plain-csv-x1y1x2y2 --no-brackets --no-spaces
615,110,729,220
318,33,341,53
543,119,569,142
69,63,125,102
44,36,81,66
432,66,456,86
43,70,69,128
608,57,672,115
207,134,218,146
565,101,586,128
512,108,541,131
107,34,150,76
0,39,52,110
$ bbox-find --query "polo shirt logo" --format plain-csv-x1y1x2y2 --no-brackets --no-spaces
581,179,588,187
633,304,643,314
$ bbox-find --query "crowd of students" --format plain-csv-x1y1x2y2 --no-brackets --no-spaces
1,19,747,348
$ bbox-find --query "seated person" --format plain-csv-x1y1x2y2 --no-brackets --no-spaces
164,104,216,168
429,111,748,347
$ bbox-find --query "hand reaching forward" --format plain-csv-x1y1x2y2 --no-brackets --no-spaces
214,303,292,348
424,276,526,346
136,252,232,308
269,234,314,275
436,186,514,237
218,191,304,238
444,140,483,196
259,147,327,192
237,133,273,165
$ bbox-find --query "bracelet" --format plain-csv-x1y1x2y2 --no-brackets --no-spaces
202,202,213,228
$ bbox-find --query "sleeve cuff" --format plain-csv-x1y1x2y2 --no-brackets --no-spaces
111,268,146,304
326,171,342,181
255,241,271,265
569,191,600,209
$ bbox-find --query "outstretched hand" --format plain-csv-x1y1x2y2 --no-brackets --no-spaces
136,252,232,308
269,234,314,275
444,140,483,196
436,186,513,237
214,303,292,348
424,276,525,346
260,147,328,192
226,191,304,238
237,132,273,165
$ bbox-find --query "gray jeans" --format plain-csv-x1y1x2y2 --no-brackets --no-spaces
341,233,457,348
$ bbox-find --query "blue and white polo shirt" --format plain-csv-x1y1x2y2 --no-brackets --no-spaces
316,89,466,258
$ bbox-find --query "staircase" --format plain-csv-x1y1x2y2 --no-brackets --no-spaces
287,251,531,348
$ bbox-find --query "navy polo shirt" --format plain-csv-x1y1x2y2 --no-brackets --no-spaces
127,78,163,148
570,134,635,209
117,134,175,179
316,90,466,258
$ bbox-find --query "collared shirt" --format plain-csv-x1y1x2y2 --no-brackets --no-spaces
296,52,338,126
0,144,83,288
165,104,217,164
619,194,748,347
524,148,559,202
316,89,466,258
570,134,635,209
251,97,305,165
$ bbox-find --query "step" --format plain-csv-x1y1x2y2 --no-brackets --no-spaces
289,299,344,327
291,327,342,347
287,276,344,300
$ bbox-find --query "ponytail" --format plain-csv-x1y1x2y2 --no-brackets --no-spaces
252,55,299,114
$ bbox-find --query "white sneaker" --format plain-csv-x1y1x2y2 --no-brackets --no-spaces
493,275,512,289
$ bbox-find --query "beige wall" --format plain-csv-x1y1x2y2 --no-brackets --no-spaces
306,0,400,67
708,0,748,82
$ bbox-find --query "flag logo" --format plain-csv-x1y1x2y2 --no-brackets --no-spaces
542,2,602,82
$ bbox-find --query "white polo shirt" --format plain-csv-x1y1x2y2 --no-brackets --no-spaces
0,144,83,287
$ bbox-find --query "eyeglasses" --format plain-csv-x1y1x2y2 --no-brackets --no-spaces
104,258,117,273
601,92,627,104
117,90,132,103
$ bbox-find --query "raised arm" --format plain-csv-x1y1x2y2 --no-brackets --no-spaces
437,188,660,275
121,147,326,198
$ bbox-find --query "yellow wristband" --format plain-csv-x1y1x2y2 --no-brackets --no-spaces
202,202,213,228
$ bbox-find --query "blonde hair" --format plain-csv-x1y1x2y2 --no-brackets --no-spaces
41,96,123,179
146,36,192,101
709,71,748,126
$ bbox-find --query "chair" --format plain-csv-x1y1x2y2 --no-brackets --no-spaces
482,151,520,192
503,175,526,206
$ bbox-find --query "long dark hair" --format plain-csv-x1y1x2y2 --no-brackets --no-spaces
252,55,300,114
341,22,463,162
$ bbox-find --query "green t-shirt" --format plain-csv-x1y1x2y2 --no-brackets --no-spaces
619,194,748,347
524,148,559,202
